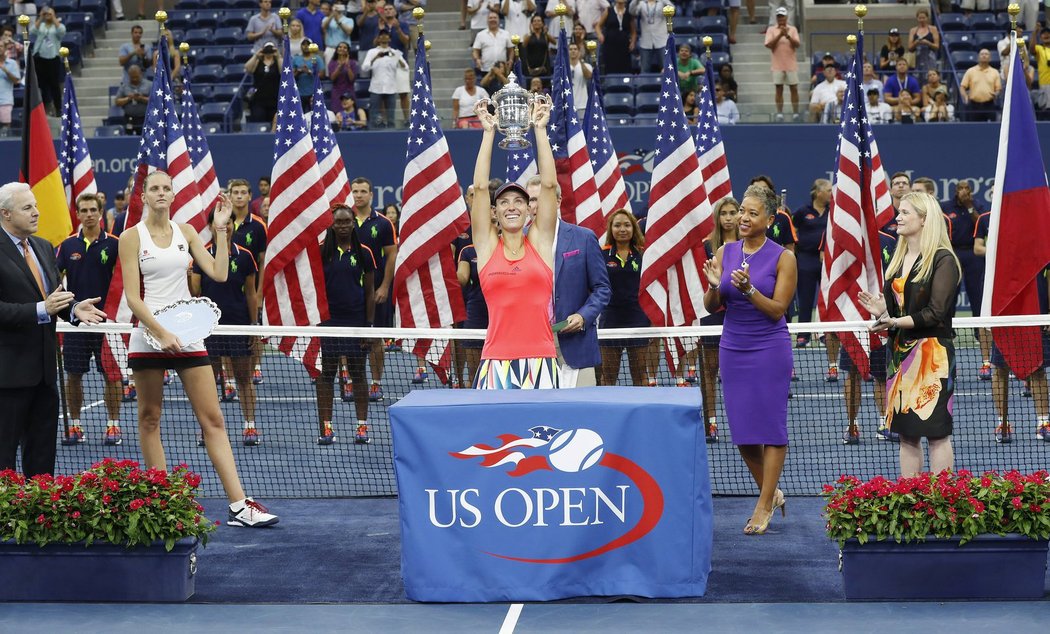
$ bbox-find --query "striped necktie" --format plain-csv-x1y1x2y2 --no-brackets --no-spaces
21,239,47,299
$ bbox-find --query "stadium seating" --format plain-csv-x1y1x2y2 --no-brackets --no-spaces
174,0,208,9
968,13,998,31
50,0,78,13
941,32,976,51
198,102,229,123
603,93,634,116
184,29,213,47
213,27,244,46
94,125,125,137
191,64,223,84
973,32,1004,53
189,84,214,103
950,50,978,70
602,74,634,94
229,46,254,64
210,83,242,105
61,32,83,69
634,93,661,114
710,51,731,69
165,10,196,31
104,106,125,126
77,0,107,25
938,13,968,32
672,17,699,36
194,46,230,66
223,63,247,83
243,122,272,133
635,74,662,94
697,16,728,35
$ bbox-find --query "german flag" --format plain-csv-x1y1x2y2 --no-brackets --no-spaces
20,50,70,245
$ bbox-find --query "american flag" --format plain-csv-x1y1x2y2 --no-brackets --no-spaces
639,33,714,329
583,60,631,228
504,128,536,186
393,32,469,381
693,55,732,204
817,32,895,377
104,35,207,326
261,35,333,378
180,69,220,239
310,68,351,206
548,27,602,235
58,72,96,231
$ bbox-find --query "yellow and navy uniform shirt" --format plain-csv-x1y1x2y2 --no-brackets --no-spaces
354,209,397,286
55,229,119,310
192,243,258,325
766,209,798,247
324,242,377,322
232,212,268,263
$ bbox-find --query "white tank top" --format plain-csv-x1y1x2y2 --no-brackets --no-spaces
128,220,206,356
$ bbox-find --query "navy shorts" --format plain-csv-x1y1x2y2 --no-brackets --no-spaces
839,345,888,382
62,332,105,375
373,298,394,328
205,335,252,358
990,331,1050,371
319,319,370,360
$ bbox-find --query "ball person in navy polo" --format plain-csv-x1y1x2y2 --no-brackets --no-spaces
228,178,268,386
190,207,261,447
55,193,124,445
349,177,397,401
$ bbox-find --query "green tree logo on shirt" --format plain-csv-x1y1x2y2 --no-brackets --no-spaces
882,246,891,265
245,233,253,246
773,224,781,238
631,260,639,272
370,226,378,239
100,249,109,265
230,260,239,273
349,254,358,267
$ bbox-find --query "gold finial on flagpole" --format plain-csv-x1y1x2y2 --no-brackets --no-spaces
179,42,190,67
847,34,857,55
585,39,597,64
663,5,676,31
703,35,713,61
155,10,168,38
308,42,320,58
18,14,30,44
855,5,867,34
59,47,70,73
424,39,431,62
511,34,521,47
1008,3,1020,30
413,6,425,36
278,6,291,31
555,3,568,29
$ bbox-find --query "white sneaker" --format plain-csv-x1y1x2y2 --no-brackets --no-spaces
774,112,785,122
227,498,280,527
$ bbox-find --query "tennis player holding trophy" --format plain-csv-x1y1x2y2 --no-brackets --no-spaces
118,170,279,528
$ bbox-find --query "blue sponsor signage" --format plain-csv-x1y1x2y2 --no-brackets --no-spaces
390,387,712,602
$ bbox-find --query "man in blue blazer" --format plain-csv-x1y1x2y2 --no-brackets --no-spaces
526,177,610,387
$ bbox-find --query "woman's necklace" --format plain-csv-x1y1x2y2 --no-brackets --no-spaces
505,239,522,257
741,237,766,267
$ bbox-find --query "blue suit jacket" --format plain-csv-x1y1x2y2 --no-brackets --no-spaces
553,221,611,368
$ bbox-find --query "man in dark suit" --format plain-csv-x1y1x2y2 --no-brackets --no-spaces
526,177,611,387
0,183,107,476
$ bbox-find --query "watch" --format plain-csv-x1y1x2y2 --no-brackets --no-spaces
744,286,756,297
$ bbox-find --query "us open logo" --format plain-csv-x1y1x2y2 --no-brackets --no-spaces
426,426,664,564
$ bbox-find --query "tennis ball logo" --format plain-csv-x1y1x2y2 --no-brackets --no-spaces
547,429,604,473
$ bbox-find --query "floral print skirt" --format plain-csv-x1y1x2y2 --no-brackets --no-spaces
885,335,955,438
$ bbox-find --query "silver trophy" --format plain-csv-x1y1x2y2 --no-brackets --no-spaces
482,72,551,150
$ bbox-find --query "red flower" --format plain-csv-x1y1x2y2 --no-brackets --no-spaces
71,511,81,519
129,499,146,511
36,514,45,524
1012,497,1023,510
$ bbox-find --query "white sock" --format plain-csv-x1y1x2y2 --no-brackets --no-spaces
107,420,119,428
230,498,246,511
244,420,255,429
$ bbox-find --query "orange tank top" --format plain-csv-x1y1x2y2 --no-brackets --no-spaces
478,237,555,360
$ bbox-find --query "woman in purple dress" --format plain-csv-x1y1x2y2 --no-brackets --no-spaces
703,184,797,536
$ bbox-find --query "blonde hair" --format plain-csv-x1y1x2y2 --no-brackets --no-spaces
885,192,960,283
708,196,739,252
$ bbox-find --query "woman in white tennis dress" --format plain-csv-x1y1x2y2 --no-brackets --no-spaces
118,170,278,528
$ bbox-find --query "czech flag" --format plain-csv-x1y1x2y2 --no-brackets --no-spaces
20,51,70,246
981,31,1050,379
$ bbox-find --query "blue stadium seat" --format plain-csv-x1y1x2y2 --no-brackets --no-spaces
704,34,729,52
61,13,94,47
213,27,244,46
210,84,242,104
231,0,259,8
189,84,214,103
229,45,254,64
988,50,1001,68
94,125,125,137
244,122,271,133
632,114,658,126
710,51,731,69
603,93,634,115
938,13,968,32
634,74,662,93
191,63,223,83
201,122,224,135
184,29,213,47
166,10,195,31
974,32,1005,52
61,33,83,68
222,10,253,29
968,14,998,30
194,46,230,66
942,32,975,51
104,106,125,126
199,102,229,123
950,50,978,70
223,63,246,82
672,17,699,35
205,0,236,7
194,11,221,29
77,0,107,25
354,78,370,98
634,93,661,114
697,16,728,35
602,73,634,93
993,13,1013,31
50,0,77,13
607,117,634,127
174,0,208,9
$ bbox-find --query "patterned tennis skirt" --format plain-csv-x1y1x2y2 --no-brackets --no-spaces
474,358,560,390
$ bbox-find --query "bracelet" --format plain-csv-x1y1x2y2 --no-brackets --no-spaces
744,286,756,297
709,283,719,291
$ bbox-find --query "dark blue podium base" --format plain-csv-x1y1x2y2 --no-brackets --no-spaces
840,534,1049,600
0,538,198,602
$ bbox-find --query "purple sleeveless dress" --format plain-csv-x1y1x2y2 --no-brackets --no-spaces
718,240,792,445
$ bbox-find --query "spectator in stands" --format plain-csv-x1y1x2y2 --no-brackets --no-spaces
576,0,608,41
327,42,358,111
247,0,284,53
289,18,306,54
866,87,893,124
189,208,261,447
468,0,500,39
907,9,940,75
1017,0,1039,32
452,68,489,128
924,86,954,122
397,0,426,29
523,13,555,77
715,82,739,125
919,68,944,108
501,0,535,40
545,0,577,46
115,65,149,135
809,63,845,123
383,202,400,231
0,52,20,131
118,26,152,83
598,208,648,388
322,2,355,65
766,0,795,28
293,39,325,111
568,41,591,119
821,87,845,124
29,6,64,117
683,89,699,124
473,10,513,74
361,30,407,128
892,89,920,124
570,20,589,50
480,59,510,94
883,58,920,107
630,0,671,73
808,52,836,88
1,26,24,70
860,62,883,101
879,28,907,74
298,0,327,47
381,3,411,53
258,196,270,222
600,0,634,75
912,177,934,195
765,7,800,122
1000,30,1035,89
718,63,738,101
960,49,1001,122
859,192,960,477
676,43,704,96
1033,24,1050,110
245,42,281,127
315,204,375,445
357,1,382,55
250,177,270,217
528,75,547,94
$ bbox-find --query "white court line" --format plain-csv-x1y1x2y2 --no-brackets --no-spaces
499,604,523,634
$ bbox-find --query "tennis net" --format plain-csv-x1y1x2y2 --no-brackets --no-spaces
52,316,1050,497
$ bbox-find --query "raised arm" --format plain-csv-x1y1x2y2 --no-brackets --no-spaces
470,101,499,264
187,194,233,282
527,99,557,260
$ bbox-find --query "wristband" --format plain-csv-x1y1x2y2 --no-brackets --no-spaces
744,286,756,297
709,282,719,291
